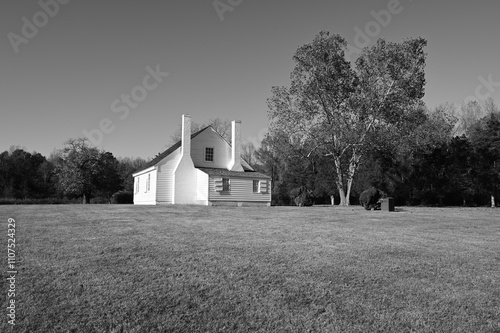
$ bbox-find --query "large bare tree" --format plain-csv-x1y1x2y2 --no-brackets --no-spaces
267,31,427,205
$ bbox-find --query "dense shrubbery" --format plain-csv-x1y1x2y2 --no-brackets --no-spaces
359,187,385,210
290,186,314,206
0,197,81,205
0,141,146,205
111,191,134,204
90,197,111,204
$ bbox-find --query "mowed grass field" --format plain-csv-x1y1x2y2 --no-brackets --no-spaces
0,205,499,333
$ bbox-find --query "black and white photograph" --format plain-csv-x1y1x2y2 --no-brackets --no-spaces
1,1,499,332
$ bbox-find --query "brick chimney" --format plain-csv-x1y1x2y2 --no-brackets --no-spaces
228,120,243,171
181,114,191,156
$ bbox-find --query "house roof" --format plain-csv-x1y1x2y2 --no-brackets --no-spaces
198,167,271,179
139,126,210,171
134,125,257,174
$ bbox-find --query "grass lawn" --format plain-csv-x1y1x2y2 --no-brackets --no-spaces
0,205,499,332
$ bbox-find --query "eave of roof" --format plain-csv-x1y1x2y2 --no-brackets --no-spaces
133,125,258,175
136,126,211,172
198,167,271,179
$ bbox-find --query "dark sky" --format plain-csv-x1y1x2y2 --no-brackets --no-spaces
1,0,499,159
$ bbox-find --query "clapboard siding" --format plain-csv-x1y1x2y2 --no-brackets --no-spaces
191,128,232,169
155,149,181,204
133,116,271,205
156,171,173,204
133,169,157,205
208,177,271,202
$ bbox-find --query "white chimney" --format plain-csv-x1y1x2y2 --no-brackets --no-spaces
181,114,191,156
229,120,243,171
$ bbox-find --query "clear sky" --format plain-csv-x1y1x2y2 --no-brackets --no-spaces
1,0,499,160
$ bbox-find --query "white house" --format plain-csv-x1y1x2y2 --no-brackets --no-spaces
132,114,271,206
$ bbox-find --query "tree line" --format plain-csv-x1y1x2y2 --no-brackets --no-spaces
1,101,498,206
0,139,146,204
0,118,250,205
2,31,499,206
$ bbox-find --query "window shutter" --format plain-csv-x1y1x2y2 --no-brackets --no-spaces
214,178,223,192
259,180,268,193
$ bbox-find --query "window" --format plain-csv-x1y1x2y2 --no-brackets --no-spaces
253,180,259,193
146,174,151,192
205,147,214,162
222,178,230,191
215,178,230,192
135,177,140,194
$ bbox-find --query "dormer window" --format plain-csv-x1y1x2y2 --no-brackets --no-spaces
205,147,214,162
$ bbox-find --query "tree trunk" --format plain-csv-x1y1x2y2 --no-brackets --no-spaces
334,151,361,206
338,185,347,206
334,157,348,206
345,178,353,206
344,151,360,206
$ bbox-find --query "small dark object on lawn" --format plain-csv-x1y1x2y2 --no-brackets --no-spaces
380,197,395,211
359,187,385,210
